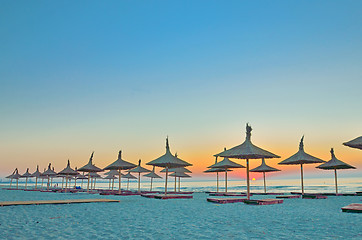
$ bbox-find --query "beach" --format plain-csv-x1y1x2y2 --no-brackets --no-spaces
0,178,361,240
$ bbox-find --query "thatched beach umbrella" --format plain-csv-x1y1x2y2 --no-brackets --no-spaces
78,152,103,192
20,168,33,190
343,136,362,150
169,172,191,192
104,174,118,190
31,166,42,190
279,136,325,195
215,124,279,199
123,172,137,191
160,166,192,192
43,163,57,190
144,166,162,191
75,172,88,189
204,168,232,193
250,158,280,193
6,168,18,189
104,150,136,194
208,155,245,193
58,160,78,192
128,159,151,192
316,148,356,194
147,137,192,195
89,172,102,190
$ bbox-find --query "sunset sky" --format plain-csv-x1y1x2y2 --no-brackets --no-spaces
1,1,361,180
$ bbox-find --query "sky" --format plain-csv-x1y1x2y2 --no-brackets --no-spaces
1,0,362,180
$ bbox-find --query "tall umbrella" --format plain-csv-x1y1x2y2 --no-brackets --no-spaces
279,136,325,195
208,155,245,192
169,172,191,192
215,124,280,199
343,136,362,150
6,168,18,189
104,150,136,194
316,148,356,194
20,168,33,190
58,160,78,192
204,168,232,193
42,163,57,190
31,166,42,190
78,152,103,192
123,172,137,191
144,166,162,191
128,159,151,192
147,137,192,195
250,158,280,193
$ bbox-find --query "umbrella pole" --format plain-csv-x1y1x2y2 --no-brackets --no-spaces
118,169,122,194
300,164,304,195
41,178,44,189
263,172,266,193
216,172,219,193
10,178,13,189
112,178,114,190
74,178,77,188
16,178,19,190
138,172,141,193
150,178,153,191
81,179,83,189
174,175,177,192
47,176,50,190
94,178,96,190
334,168,338,194
62,177,64,189
225,169,228,193
246,159,250,200
35,177,38,190
86,172,90,192
65,176,68,193
25,177,28,190
165,167,168,195
109,179,111,189
127,179,129,191
178,177,180,192
51,178,53,187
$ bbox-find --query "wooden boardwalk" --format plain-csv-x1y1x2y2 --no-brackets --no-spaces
0,199,119,207
341,203,362,213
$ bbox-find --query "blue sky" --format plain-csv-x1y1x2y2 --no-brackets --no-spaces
1,1,362,177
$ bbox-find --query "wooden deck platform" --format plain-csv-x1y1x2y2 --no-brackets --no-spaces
356,192,362,196
244,199,283,205
342,203,362,213
141,194,158,198
251,193,284,195
276,195,301,199
0,199,119,207
207,198,247,204
209,192,247,197
302,194,328,199
154,194,193,200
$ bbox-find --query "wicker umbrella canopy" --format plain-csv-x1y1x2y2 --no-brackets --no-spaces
250,158,280,193
42,163,57,190
144,166,162,191
204,168,233,173
128,159,151,192
7,168,21,189
279,136,325,195
20,168,33,190
58,160,78,192
215,124,280,199
104,150,136,193
78,152,102,192
208,156,245,193
160,167,192,173
316,148,356,194
6,168,18,189
343,136,362,150
123,172,137,191
169,172,191,178
105,169,125,176
147,137,192,195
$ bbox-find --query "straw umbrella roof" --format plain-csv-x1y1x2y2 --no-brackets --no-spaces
250,158,280,172
42,163,57,176
31,166,42,177
208,157,245,169
104,169,125,176
161,167,192,173
104,150,137,170
6,168,18,178
147,138,192,168
123,172,137,179
20,168,33,178
279,136,325,165
215,124,280,159
58,160,78,175
75,174,88,179
104,174,118,180
204,168,233,173
317,148,356,170
89,172,102,178
128,159,151,173
144,166,162,179
78,152,103,172
169,172,191,178
343,136,362,150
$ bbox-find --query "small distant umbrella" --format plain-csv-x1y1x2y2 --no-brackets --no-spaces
316,148,356,194
104,150,137,194
250,158,280,193
160,165,192,192
128,159,151,192
31,166,42,190
104,174,118,190
42,163,57,190
89,172,102,190
204,168,233,193
215,124,280,199
78,152,103,192
123,172,137,191
75,172,88,189
20,168,33,190
279,136,325,195
6,168,18,189
169,172,191,192
208,154,245,193
144,166,162,191
58,160,78,192
147,137,192,195
343,136,362,150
